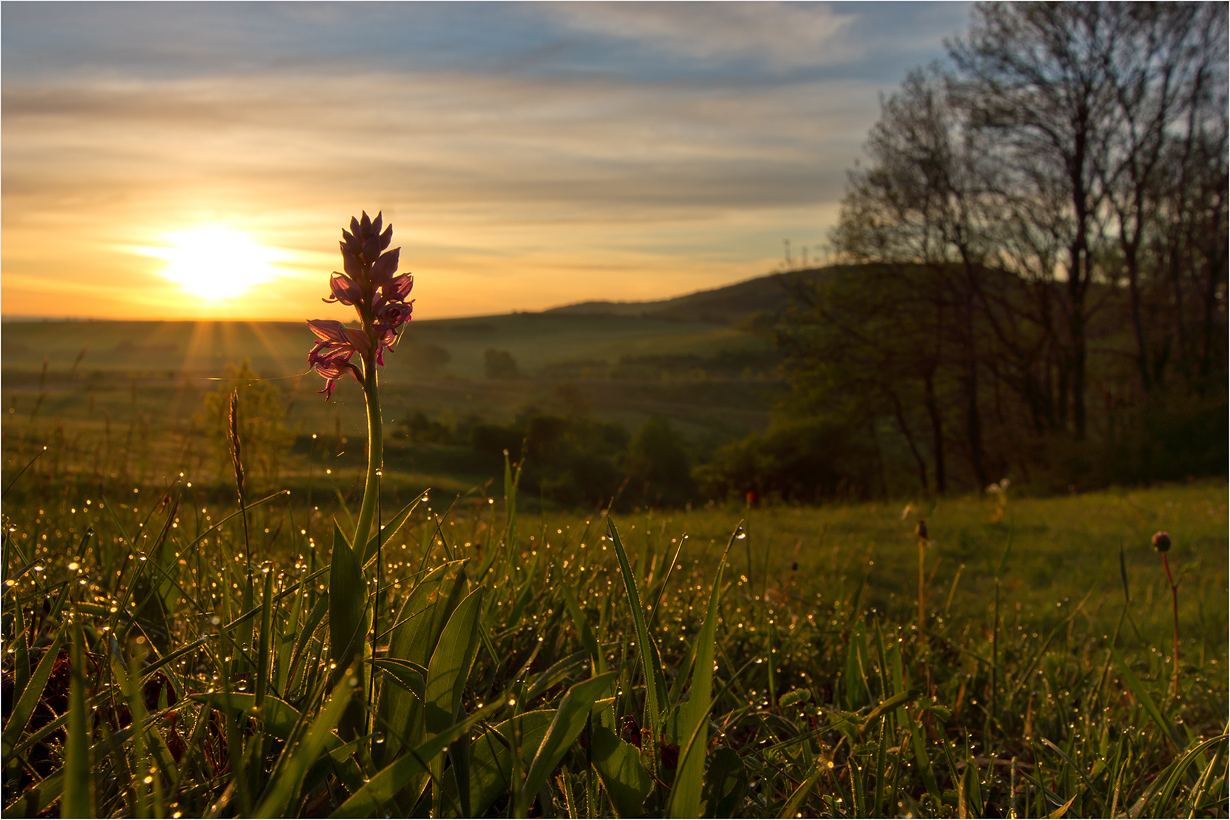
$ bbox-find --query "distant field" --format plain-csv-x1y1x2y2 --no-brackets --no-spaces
2,315,782,459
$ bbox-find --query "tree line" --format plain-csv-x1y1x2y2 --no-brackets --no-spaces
754,2,1227,499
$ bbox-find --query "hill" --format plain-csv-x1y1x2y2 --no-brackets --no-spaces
543,266,836,324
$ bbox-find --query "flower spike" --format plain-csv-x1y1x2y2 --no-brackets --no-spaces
307,211,415,399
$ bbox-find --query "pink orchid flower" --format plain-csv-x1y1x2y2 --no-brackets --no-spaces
307,211,415,399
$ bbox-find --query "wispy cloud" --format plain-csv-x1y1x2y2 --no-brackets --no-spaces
550,2,859,70
1,2,969,319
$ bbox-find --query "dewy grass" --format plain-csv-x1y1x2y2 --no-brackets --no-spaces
0,213,1224,817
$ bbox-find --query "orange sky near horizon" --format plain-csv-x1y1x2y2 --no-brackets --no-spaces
1,3,968,321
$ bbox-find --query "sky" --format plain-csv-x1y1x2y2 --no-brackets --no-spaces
2,2,970,321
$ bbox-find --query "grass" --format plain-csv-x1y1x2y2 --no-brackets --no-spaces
1,316,781,457
2,412,1226,819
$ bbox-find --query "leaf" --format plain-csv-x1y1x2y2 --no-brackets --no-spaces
286,593,330,697
1,625,64,759
62,624,92,819
380,560,465,764
254,673,356,818
1110,647,1182,746
423,588,485,736
701,747,747,818
523,672,617,800
591,724,653,818
328,522,366,675
442,710,557,818
329,698,504,818
667,528,733,818
778,759,822,818
190,692,320,746
422,587,485,814
1047,793,1078,819
372,657,427,698
361,496,423,565
607,519,666,749
859,690,916,733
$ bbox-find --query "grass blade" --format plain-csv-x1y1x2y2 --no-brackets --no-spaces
778,760,821,818
607,519,666,753
523,671,618,801
2,625,64,759
253,673,357,818
591,723,654,818
667,526,735,817
329,698,505,818
62,623,92,819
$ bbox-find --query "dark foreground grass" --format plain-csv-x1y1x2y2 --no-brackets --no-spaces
1,453,1226,817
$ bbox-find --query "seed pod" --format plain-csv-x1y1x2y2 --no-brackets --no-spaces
915,519,928,541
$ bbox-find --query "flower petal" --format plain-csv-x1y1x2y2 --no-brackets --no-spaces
307,318,348,342
371,248,400,284
387,273,414,301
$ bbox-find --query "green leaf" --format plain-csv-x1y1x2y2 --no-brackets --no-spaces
361,496,423,565
423,587,485,816
590,724,653,818
328,522,366,675
778,759,822,818
12,603,29,705
190,692,320,745
443,710,556,818
607,519,666,750
62,624,92,819
254,673,357,818
560,584,602,674
380,560,465,764
329,698,504,818
2,625,64,759
701,747,747,818
424,587,485,737
667,530,733,818
1110,647,1182,746
256,568,275,708
286,593,330,697
372,657,427,698
523,672,617,801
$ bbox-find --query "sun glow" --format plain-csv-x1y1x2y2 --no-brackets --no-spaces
138,228,285,302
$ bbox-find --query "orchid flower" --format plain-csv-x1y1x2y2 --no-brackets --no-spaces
305,210,414,552
306,211,414,400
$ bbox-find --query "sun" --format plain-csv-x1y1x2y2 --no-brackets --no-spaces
138,228,285,301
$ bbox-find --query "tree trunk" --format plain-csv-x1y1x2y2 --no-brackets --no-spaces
923,373,946,495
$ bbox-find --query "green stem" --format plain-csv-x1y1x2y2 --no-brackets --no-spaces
353,353,382,559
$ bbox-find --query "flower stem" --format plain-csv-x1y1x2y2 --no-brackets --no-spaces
353,353,382,558
1162,552,1179,697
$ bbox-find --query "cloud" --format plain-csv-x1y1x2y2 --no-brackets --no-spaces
549,2,859,70
0,2,967,319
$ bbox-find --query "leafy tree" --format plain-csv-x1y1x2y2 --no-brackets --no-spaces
484,348,520,379
626,418,694,507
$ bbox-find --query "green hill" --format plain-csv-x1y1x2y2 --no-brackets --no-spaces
542,266,834,324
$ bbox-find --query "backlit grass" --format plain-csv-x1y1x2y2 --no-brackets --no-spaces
2,435,1225,817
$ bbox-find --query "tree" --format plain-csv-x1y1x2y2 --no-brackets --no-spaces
949,2,1126,440
832,67,998,489
777,265,949,494
626,418,694,506
483,348,521,379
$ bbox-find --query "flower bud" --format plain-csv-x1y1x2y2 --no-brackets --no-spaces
1152,531,1171,553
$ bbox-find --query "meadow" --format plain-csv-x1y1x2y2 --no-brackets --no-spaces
2,315,1227,818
